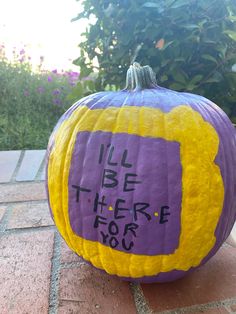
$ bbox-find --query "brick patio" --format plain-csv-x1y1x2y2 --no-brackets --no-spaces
0,150,236,314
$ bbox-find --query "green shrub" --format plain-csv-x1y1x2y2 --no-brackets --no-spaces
73,0,236,120
0,46,79,150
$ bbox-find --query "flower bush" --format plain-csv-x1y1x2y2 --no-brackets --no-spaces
0,45,81,150
74,0,236,120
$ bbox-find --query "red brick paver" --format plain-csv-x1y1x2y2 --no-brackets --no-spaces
58,300,88,314
227,223,236,248
60,239,84,264
230,304,236,312
0,182,46,203
8,201,53,229
141,246,236,313
59,265,137,314
0,230,54,314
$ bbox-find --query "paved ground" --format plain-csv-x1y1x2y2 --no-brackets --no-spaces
0,150,236,314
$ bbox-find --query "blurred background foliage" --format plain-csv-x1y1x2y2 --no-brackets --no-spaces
0,46,79,149
73,0,236,120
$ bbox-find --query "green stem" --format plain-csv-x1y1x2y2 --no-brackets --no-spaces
125,62,157,90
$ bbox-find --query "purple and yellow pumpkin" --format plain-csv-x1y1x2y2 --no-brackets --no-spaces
46,63,236,283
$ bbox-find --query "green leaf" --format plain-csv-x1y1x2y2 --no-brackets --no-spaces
221,106,231,116
71,11,87,22
203,39,217,44
198,19,208,28
172,70,188,84
205,71,223,83
160,75,168,82
215,45,228,59
170,0,190,9
84,79,95,91
161,60,170,67
80,67,93,78
174,57,185,62
74,82,84,96
229,16,236,22
224,30,236,41
201,54,218,64
182,24,199,30
186,84,196,91
142,2,160,8
142,2,165,13
169,82,185,90
231,116,236,124
189,75,203,85
162,41,174,50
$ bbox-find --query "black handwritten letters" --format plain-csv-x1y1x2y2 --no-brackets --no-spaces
99,144,132,168
72,143,171,252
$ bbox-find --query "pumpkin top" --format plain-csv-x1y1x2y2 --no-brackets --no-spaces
125,62,158,90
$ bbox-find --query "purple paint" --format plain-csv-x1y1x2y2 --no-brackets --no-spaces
68,131,182,255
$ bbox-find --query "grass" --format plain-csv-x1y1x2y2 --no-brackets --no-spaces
0,46,79,150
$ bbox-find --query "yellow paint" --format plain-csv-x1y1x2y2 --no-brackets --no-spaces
47,105,224,278
108,206,113,211
154,212,159,217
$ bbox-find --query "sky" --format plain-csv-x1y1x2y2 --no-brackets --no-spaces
0,0,88,71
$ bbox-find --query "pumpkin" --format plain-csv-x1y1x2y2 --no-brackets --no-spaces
46,63,236,283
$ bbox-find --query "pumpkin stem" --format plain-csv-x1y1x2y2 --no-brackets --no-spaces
124,62,157,90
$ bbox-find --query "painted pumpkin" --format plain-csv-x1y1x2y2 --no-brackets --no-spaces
46,63,236,283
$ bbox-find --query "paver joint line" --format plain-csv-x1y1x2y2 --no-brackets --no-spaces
49,231,62,314
16,150,46,182
10,150,25,182
130,283,151,314
0,204,12,233
0,199,49,206
60,261,87,269
4,225,56,234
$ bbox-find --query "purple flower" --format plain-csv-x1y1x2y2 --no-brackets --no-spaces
72,71,80,77
37,86,45,94
20,49,25,55
52,89,60,95
82,76,91,81
52,69,57,74
24,90,29,97
67,71,80,79
0,44,5,52
53,98,61,105
47,76,52,82
66,71,80,86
